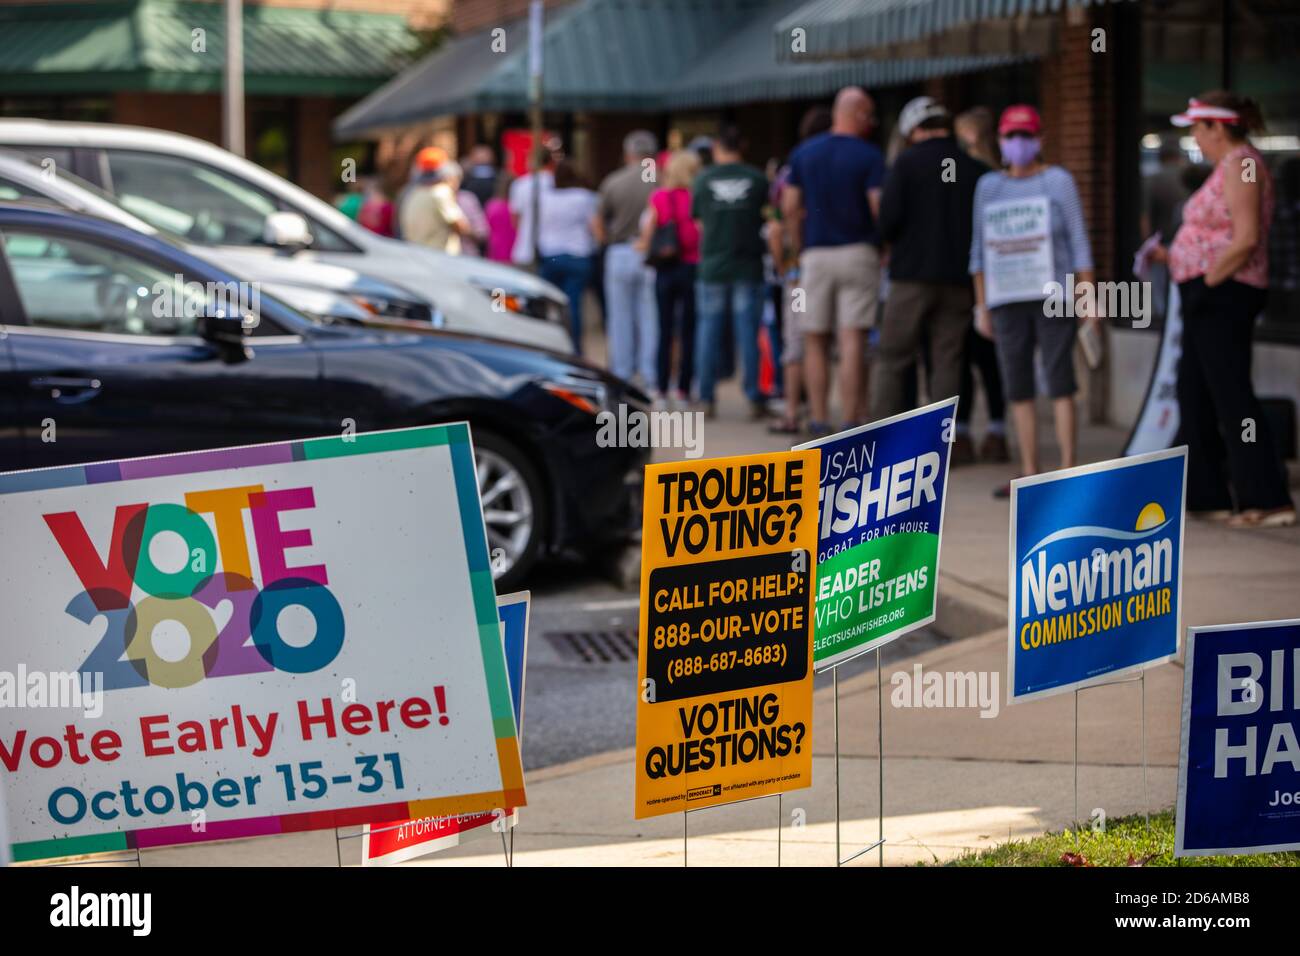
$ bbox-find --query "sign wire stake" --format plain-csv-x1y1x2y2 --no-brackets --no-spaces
777,793,782,867
1141,670,1150,829
877,647,884,868
1073,689,1080,849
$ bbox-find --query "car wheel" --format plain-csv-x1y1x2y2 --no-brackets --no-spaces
472,430,547,591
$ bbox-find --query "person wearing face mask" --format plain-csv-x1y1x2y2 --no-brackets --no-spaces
970,105,1096,498
1151,92,1295,528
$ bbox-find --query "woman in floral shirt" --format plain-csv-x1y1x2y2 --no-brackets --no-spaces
1156,91,1294,528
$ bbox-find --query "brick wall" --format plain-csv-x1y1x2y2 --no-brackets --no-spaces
1040,6,1115,282
1040,6,1119,423
450,0,569,35
0,0,450,29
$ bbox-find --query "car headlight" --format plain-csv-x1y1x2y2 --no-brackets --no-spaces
539,375,610,415
471,281,567,325
348,293,435,324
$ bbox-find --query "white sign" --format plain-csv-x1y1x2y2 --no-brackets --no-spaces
0,425,525,862
983,196,1054,308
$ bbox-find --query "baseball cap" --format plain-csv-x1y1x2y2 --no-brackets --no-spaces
414,146,448,172
1170,98,1240,127
998,104,1042,136
898,96,949,138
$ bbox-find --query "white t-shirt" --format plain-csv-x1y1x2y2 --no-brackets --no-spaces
537,188,599,258
508,170,555,265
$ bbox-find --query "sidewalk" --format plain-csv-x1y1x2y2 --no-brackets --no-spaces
130,371,1300,867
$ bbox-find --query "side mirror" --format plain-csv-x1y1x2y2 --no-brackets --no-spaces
263,211,313,250
198,312,252,363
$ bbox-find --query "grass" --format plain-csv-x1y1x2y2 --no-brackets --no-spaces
941,809,1300,867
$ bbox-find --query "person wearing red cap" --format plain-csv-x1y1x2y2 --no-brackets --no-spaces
1151,90,1294,528
398,145,471,253
969,104,1096,498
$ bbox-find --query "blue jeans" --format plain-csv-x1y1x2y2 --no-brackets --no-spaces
540,254,594,354
695,279,763,403
603,242,658,384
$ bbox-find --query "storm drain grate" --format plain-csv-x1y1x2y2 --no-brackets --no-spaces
545,630,639,663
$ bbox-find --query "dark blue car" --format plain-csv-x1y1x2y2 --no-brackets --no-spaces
0,204,649,587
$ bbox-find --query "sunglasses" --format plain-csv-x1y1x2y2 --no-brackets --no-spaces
1002,130,1037,140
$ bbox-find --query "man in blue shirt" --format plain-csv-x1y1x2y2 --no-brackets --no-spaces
782,87,886,433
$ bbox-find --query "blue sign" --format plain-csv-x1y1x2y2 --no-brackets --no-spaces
795,397,956,671
1008,447,1186,701
1177,620,1300,857
496,590,530,736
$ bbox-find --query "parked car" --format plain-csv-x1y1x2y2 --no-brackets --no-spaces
0,204,647,587
0,150,439,328
0,119,573,353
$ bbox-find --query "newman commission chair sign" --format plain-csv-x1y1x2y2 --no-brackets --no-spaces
1176,619,1300,858
795,398,956,671
1008,447,1187,702
0,424,525,863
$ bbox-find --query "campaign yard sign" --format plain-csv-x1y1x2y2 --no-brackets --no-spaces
1177,619,1300,858
0,425,525,863
1008,447,1186,702
795,398,956,671
361,590,530,866
635,450,819,818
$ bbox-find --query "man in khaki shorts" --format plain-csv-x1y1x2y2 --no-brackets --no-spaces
782,87,885,433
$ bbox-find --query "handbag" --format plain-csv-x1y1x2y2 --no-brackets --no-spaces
645,190,684,268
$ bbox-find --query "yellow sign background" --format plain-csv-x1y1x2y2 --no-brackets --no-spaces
634,449,819,819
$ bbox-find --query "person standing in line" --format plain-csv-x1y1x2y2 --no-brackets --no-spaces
639,149,702,406
509,145,556,266
442,161,489,256
692,126,771,420
484,173,517,263
970,105,1096,497
873,97,988,430
593,131,659,390
461,144,499,211
1155,92,1294,527
399,147,471,254
955,107,1000,168
952,106,1009,463
767,106,832,435
538,161,600,354
782,86,886,435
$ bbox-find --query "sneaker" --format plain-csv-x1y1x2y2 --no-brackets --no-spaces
697,401,717,421
1190,509,1233,523
670,388,689,409
749,400,773,421
993,481,1013,499
951,434,976,466
1227,506,1298,529
978,432,1010,463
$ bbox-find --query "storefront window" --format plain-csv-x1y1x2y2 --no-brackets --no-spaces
1141,0,1300,341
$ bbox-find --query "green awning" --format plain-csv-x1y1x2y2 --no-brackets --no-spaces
0,0,420,96
773,0,1132,62
335,0,771,135
669,0,1032,109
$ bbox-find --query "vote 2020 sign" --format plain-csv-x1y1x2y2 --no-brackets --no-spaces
635,450,818,818
795,397,956,670
1008,447,1186,702
1177,619,1300,858
0,425,525,862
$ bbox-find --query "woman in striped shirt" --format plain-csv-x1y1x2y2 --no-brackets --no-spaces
970,105,1096,498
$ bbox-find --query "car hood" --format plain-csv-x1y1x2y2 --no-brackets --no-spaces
369,236,566,301
211,247,412,300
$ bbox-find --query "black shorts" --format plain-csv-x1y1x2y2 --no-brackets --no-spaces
991,300,1077,402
